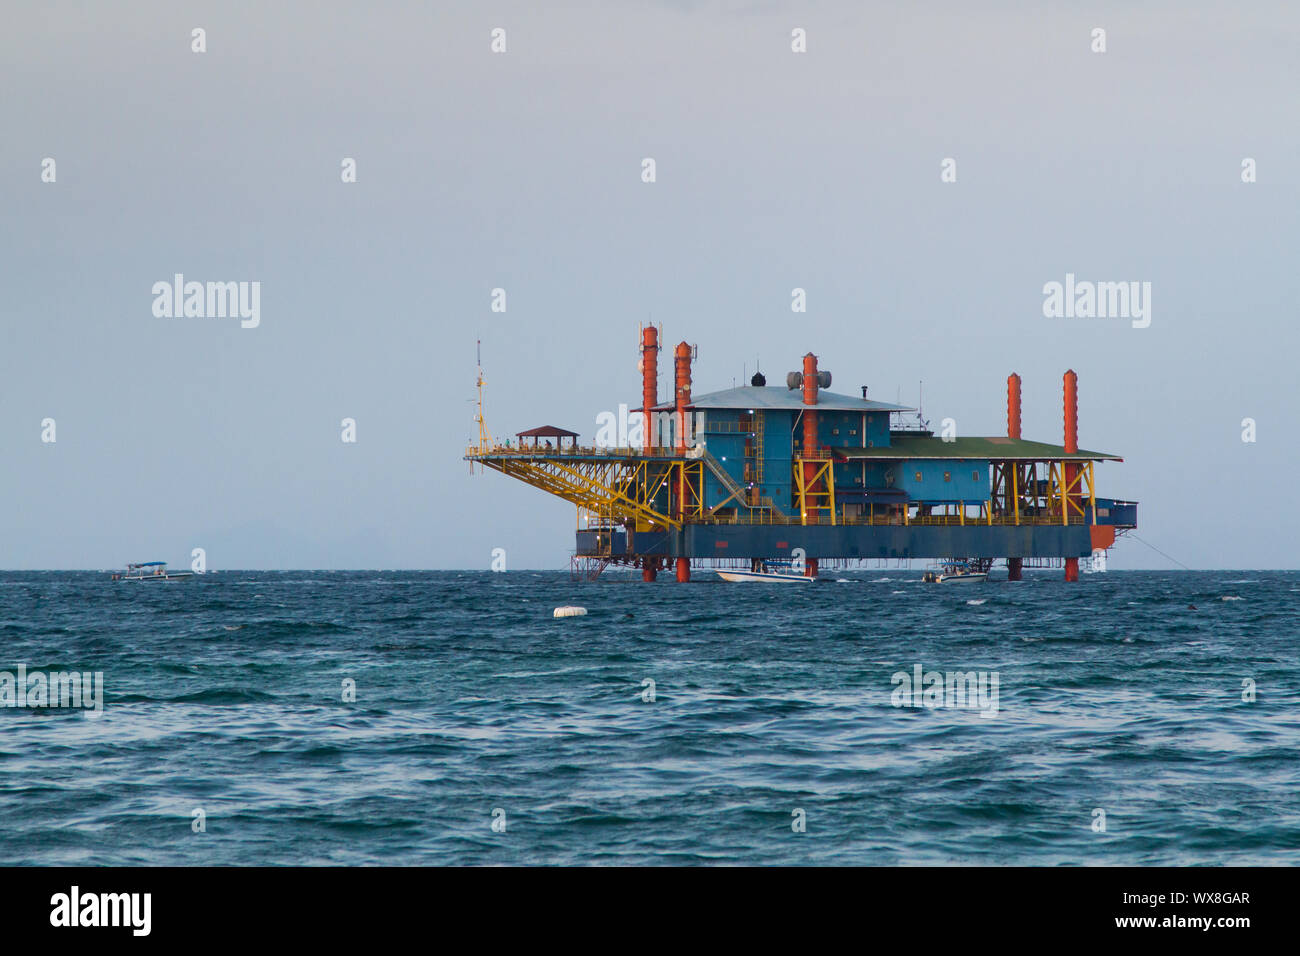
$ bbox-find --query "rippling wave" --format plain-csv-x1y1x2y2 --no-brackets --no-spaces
0,570,1296,865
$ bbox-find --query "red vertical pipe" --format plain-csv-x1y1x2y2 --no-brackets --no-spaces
675,342,693,444
674,342,692,582
1006,373,1023,582
641,326,658,453
801,352,819,456
801,352,820,578
1063,370,1078,455
641,327,659,581
1007,373,1022,440
1064,370,1080,582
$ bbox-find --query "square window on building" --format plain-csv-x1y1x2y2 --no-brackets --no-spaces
832,428,839,435
914,471,922,482
972,470,981,482
849,429,857,436
943,471,951,482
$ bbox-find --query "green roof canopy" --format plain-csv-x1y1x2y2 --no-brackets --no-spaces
835,435,1121,462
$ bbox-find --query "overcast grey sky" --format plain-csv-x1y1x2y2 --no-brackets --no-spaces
3,1,1297,569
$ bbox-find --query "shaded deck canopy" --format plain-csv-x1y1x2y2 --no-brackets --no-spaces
515,425,579,448
835,435,1122,462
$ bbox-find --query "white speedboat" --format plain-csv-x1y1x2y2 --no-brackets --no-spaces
716,568,813,584
922,562,989,584
925,570,988,584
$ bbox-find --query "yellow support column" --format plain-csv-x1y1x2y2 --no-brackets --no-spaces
826,461,837,526
1012,466,1020,525
1058,463,1068,527
1087,461,1096,524
794,462,807,524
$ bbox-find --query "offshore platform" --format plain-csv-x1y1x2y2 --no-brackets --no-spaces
465,328,1137,581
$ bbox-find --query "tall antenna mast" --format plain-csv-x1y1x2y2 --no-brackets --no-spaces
474,339,494,451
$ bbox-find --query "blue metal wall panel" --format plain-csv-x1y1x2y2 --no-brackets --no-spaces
864,412,890,447
683,524,1094,559
578,525,1095,559
891,459,990,503
762,410,794,514
816,410,869,450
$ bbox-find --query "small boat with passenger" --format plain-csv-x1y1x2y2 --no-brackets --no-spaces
716,560,814,584
111,561,194,582
922,560,990,584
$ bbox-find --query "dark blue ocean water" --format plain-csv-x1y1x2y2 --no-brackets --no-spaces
0,570,1296,865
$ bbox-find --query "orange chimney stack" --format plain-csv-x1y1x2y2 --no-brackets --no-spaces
801,352,819,457
640,326,658,453
1064,370,1080,582
674,341,693,449
1007,373,1022,440
1063,370,1078,455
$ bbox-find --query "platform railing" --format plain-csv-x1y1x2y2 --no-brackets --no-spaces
465,443,689,459
692,513,1088,527
698,421,756,434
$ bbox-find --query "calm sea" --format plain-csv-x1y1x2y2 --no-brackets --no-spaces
0,570,1295,865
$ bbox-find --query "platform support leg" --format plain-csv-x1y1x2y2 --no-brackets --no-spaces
1064,557,1079,582
1007,557,1023,582
675,557,690,582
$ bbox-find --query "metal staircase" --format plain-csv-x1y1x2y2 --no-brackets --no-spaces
698,447,749,509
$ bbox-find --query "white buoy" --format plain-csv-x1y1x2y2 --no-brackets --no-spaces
553,606,588,618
